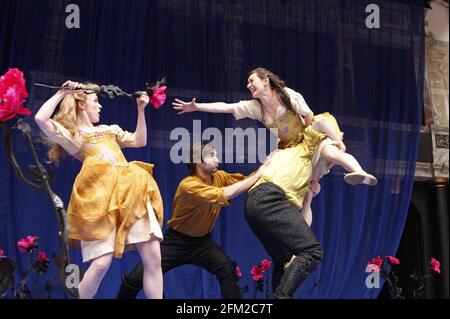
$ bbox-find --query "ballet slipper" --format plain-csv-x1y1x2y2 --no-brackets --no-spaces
344,171,377,186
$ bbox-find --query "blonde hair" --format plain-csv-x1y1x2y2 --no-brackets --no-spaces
47,82,100,163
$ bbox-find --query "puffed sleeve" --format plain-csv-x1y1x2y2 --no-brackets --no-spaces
40,119,82,156
110,124,137,148
231,99,263,121
285,87,313,116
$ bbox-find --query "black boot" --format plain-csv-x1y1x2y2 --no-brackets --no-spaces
116,276,141,299
271,263,284,294
218,275,242,299
216,261,242,299
273,255,316,299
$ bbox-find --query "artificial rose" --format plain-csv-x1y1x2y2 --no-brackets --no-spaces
33,251,50,274
251,265,264,281
430,258,441,274
17,235,38,253
368,256,383,271
236,266,242,278
150,85,166,109
0,68,30,122
386,256,400,265
260,259,272,271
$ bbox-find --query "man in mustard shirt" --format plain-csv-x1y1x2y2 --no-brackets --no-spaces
117,140,271,299
245,142,324,299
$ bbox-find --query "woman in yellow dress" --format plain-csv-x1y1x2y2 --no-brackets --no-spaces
35,80,164,299
173,67,376,190
173,68,377,220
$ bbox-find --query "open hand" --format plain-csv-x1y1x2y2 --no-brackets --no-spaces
173,98,197,114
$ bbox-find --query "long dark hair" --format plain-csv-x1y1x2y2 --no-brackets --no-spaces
248,67,294,112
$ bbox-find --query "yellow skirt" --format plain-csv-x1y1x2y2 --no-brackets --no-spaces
307,112,345,176
254,112,344,209
66,156,164,259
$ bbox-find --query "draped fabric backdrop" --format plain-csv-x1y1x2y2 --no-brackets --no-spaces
0,0,424,298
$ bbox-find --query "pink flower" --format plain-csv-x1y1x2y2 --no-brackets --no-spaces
150,85,166,109
0,68,30,122
251,265,264,281
368,256,383,271
17,235,38,253
430,258,441,274
38,251,49,263
236,266,242,278
33,251,50,274
386,256,400,265
260,259,272,271
0,247,4,257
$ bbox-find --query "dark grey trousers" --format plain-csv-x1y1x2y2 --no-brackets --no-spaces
245,182,323,293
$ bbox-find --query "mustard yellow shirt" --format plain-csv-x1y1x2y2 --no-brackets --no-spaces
167,170,246,237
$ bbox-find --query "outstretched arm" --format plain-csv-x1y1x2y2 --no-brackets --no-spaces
223,151,275,200
172,98,235,115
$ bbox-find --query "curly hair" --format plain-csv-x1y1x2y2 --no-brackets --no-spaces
46,82,100,163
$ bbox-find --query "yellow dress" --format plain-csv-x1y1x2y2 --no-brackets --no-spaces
233,88,344,208
42,121,164,261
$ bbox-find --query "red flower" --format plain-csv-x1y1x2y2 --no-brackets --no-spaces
0,247,4,257
368,256,383,272
150,85,166,109
33,251,50,274
386,256,400,265
0,68,30,122
251,265,264,281
236,266,242,278
17,235,38,253
38,251,49,263
430,258,441,274
260,259,272,271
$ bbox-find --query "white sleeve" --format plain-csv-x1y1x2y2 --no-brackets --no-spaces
231,99,262,121
285,87,312,116
41,120,82,156
109,124,137,148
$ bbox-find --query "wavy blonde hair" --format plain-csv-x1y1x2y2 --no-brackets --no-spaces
47,82,100,163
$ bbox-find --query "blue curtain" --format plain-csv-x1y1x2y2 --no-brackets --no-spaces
0,0,424,298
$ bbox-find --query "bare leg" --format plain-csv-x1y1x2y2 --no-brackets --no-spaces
312,118,345,151
301,191,313,227
321,144,363,173
78,253,113,299
135,235,163,299
321,145,377,186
